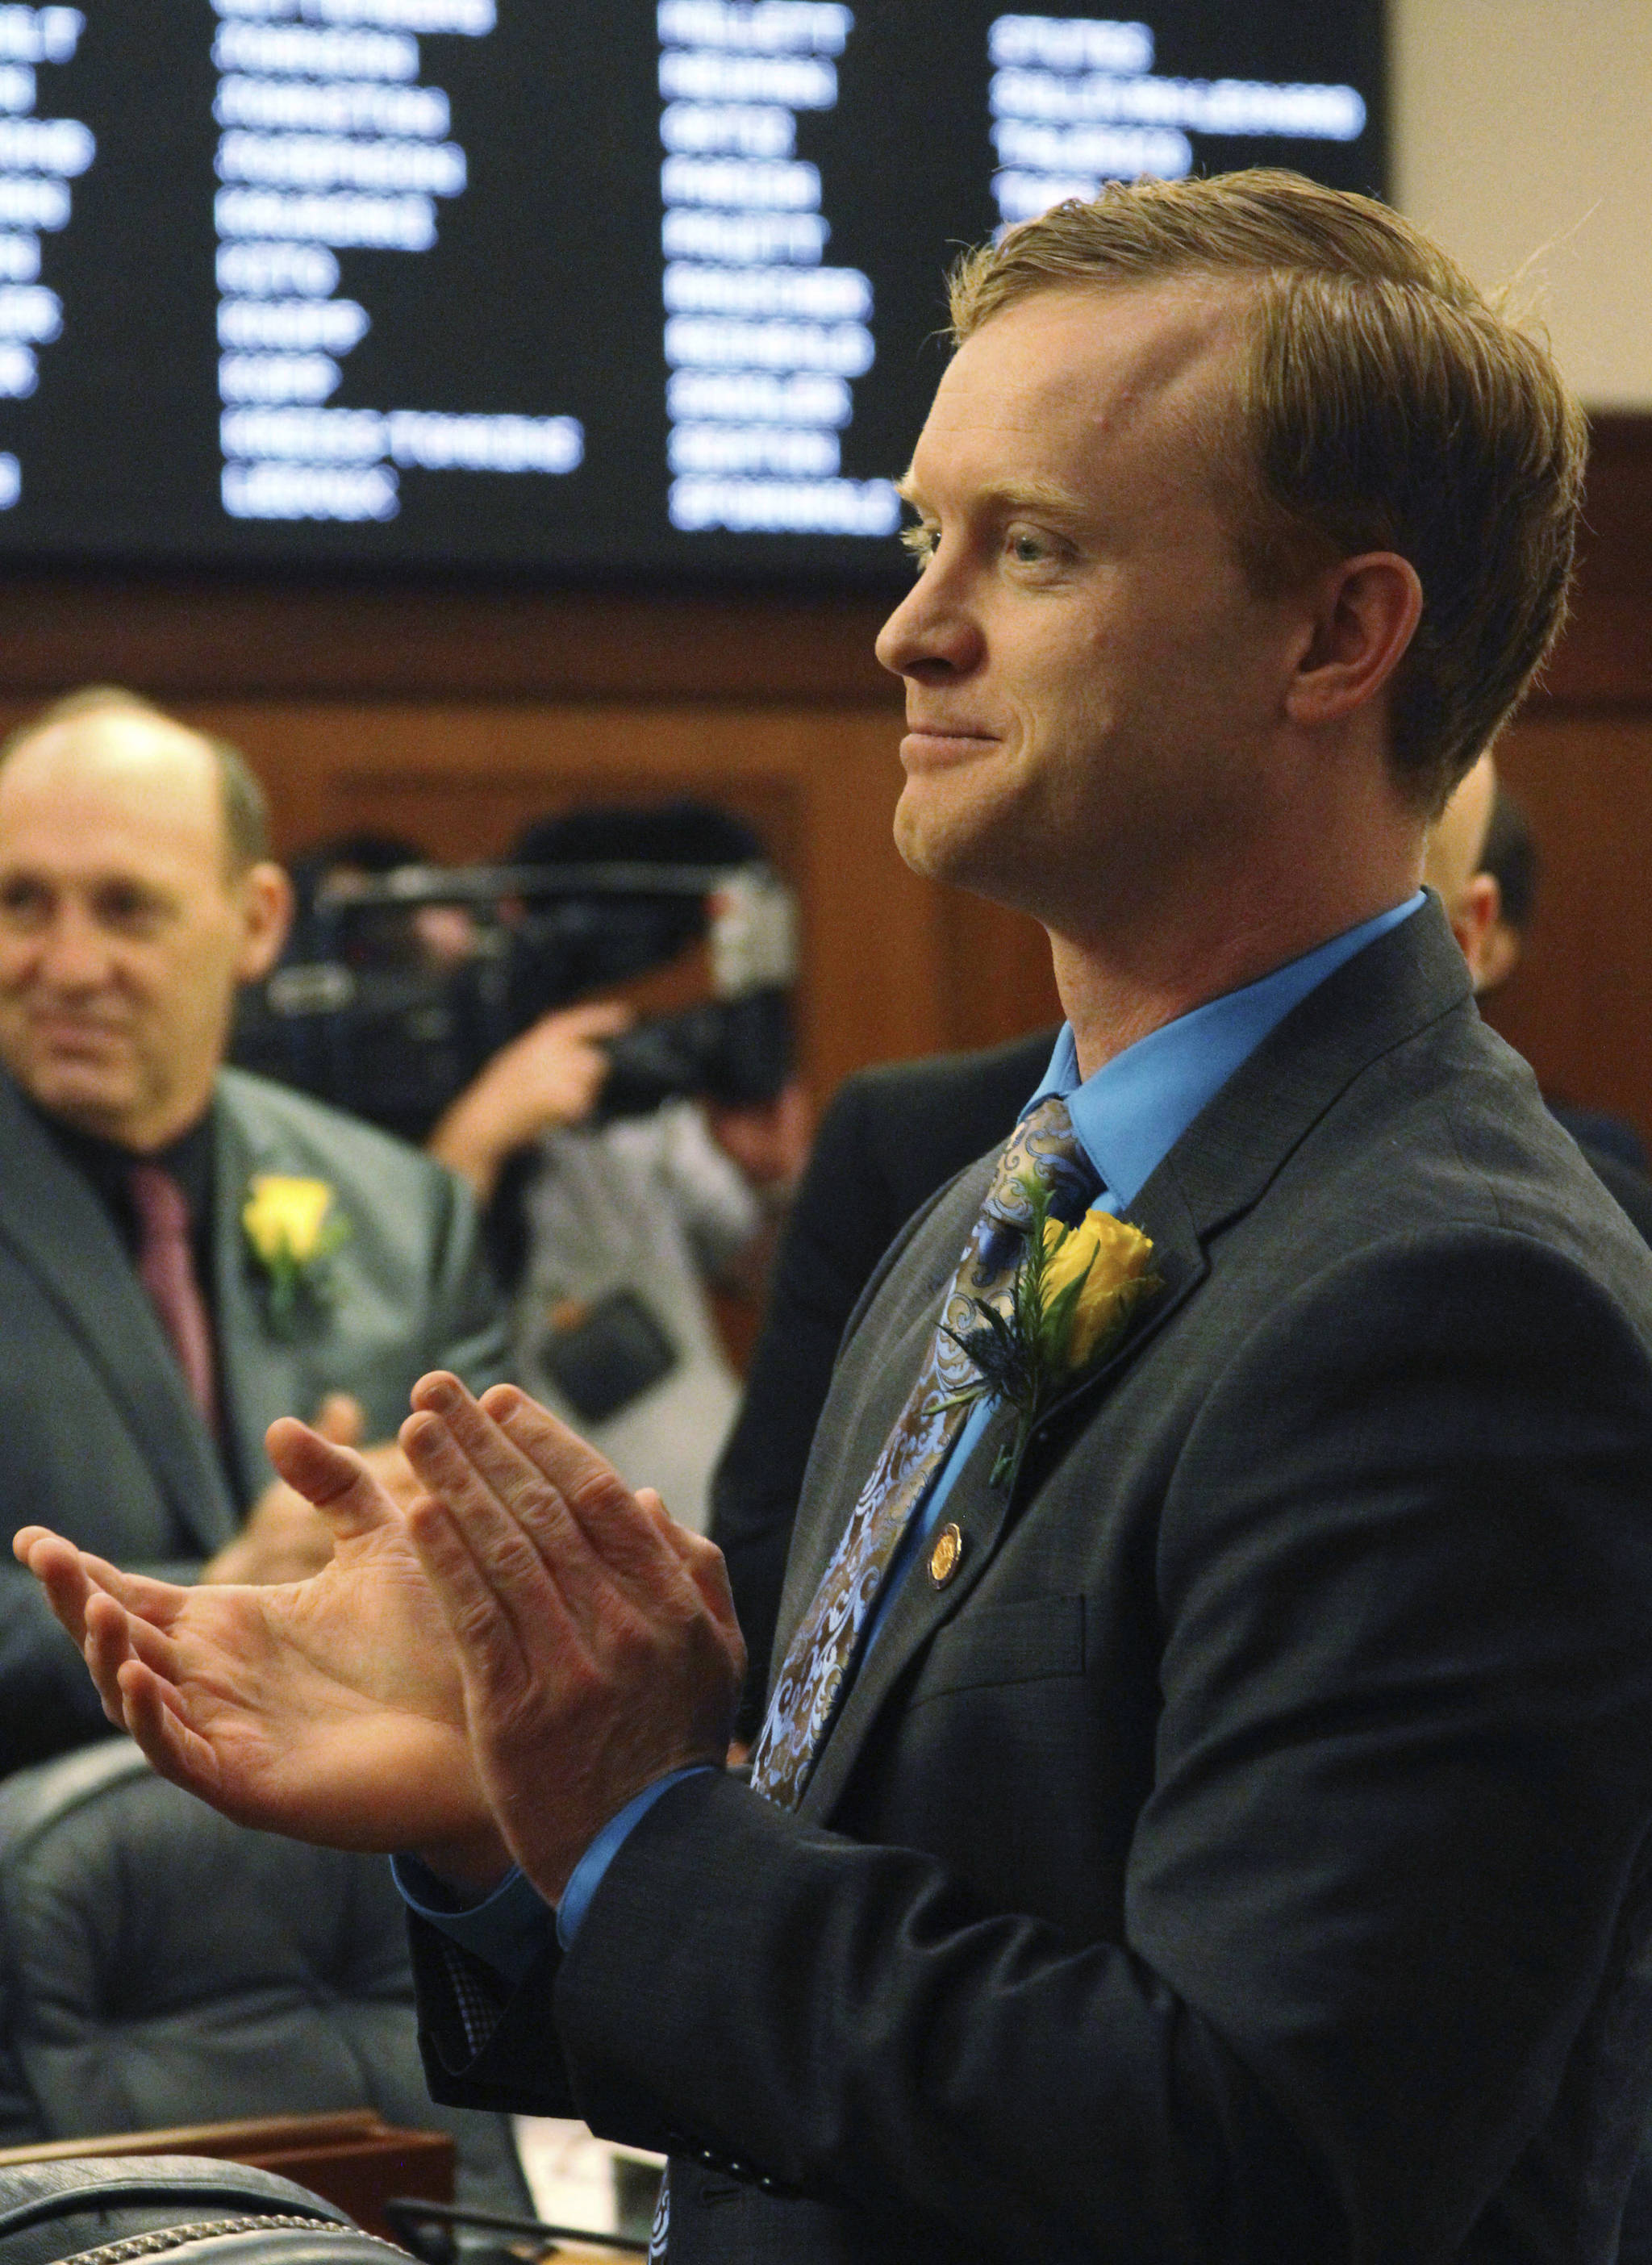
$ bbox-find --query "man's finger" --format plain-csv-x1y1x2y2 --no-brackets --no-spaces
409,1372,595,1520
313,1392,366,1447
114,1654,223,1798
474,1379,622,1508
403,1491,544,1712
404,1374,603,1584
647,1513,747,1663
85,1584,186,1685
15,1529,98,1647
266,1417,403,1542
400,1408,581,1658
82,1590,148,1727
415,1375,687,1615
486,1387,696,1598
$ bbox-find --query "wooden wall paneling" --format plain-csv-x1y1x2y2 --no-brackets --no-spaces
0,582,899,704
1478,713,1652,1142
937,890,1065,1054
1538,415,1652,712
156,697,955,1103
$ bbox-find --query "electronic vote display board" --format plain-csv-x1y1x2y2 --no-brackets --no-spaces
0,1,1386,583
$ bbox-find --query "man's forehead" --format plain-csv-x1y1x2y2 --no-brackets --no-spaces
907,277,1245,494
0,717,227,874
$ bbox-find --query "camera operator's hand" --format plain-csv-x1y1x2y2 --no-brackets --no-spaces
428,999,632,1203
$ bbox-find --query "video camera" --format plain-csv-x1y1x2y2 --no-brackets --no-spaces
231,858,798,1146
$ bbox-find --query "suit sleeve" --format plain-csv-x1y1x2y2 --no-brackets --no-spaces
432,1224,1652,2263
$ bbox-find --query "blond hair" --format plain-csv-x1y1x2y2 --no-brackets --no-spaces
0,686,271,872
949,170,1587,814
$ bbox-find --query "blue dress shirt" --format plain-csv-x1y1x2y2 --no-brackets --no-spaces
396,891,1424,1974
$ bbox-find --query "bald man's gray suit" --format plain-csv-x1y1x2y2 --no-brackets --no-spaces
0,1066,508,1769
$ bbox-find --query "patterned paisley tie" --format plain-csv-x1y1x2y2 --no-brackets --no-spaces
749,1094,1099,1809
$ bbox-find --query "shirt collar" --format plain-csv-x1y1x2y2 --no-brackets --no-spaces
1024,893,1425,1208
30,1092,219,1249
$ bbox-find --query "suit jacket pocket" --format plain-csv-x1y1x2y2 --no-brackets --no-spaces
906,1593,1085,1708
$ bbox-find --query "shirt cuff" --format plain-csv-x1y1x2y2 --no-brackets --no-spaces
390,1854,554,1988
555,1766,715,1948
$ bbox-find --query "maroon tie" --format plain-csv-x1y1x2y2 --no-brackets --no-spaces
128,1163,219,1431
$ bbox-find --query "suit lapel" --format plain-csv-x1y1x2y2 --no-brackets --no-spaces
0,1074,236,1551
791,899,1475,1816
795,1176,1208,1823
212,1085,320,1489
796,1392,1019,1823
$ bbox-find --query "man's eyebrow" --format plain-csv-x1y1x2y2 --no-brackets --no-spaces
893,472,1094,523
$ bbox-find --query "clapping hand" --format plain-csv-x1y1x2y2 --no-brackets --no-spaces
14,1416,506,1887
15,1373,745,1905
396,1374,745,1903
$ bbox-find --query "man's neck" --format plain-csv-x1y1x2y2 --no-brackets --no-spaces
25,1086,219,1233
1050,861,1424,1082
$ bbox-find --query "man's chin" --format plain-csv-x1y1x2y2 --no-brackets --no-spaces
894,789,1021,899
19,1062,144,1141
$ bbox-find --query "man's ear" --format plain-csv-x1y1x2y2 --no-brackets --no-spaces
1284,551,1425,730
1475,908,1524,996
1449,870,1503,991
236,860,294,981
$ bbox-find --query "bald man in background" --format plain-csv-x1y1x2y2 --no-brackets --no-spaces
0,689,507,1770
1425,749,1652,1239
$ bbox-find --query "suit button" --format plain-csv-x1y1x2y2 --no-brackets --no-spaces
928,1521,964,1587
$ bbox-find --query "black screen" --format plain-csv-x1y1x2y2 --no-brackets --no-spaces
0,0,1385,583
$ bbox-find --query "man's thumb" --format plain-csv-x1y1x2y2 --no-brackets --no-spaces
266,1417,394,1542
314,1392,366,1446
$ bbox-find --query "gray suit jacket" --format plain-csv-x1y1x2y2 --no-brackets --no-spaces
413,901,1652,2263
0,1066,508,1770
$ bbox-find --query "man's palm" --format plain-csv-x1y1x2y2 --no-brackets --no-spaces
16,1420,494,1866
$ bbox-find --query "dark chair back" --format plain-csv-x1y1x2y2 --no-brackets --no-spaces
0,1746,525,2213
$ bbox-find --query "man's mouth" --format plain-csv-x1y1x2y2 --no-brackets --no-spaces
900,721,1001,768
28,1013,129,1056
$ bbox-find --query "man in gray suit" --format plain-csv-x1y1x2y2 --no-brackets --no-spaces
0,689,507,1768
21,175,1652,2260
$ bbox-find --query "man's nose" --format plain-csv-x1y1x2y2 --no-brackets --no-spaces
875,556,983,682
35,904,115,990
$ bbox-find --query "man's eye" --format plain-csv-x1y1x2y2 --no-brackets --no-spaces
900,522,938,570
0,879,48,924
96,887,165,932
1007,528,1052,564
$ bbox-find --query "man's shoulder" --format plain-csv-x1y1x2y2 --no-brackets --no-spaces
1283,1003,1652,1291
213,1066,460,1208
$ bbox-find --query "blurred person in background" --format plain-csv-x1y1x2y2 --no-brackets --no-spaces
429,803,809,1533
1425,750,1652,1233
0,688,507,1770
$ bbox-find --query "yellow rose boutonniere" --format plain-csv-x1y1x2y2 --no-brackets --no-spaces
242,1174,351,1338
941,1177,1158,1492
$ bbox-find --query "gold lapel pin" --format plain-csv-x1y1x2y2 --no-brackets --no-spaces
928,1521,964,1588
